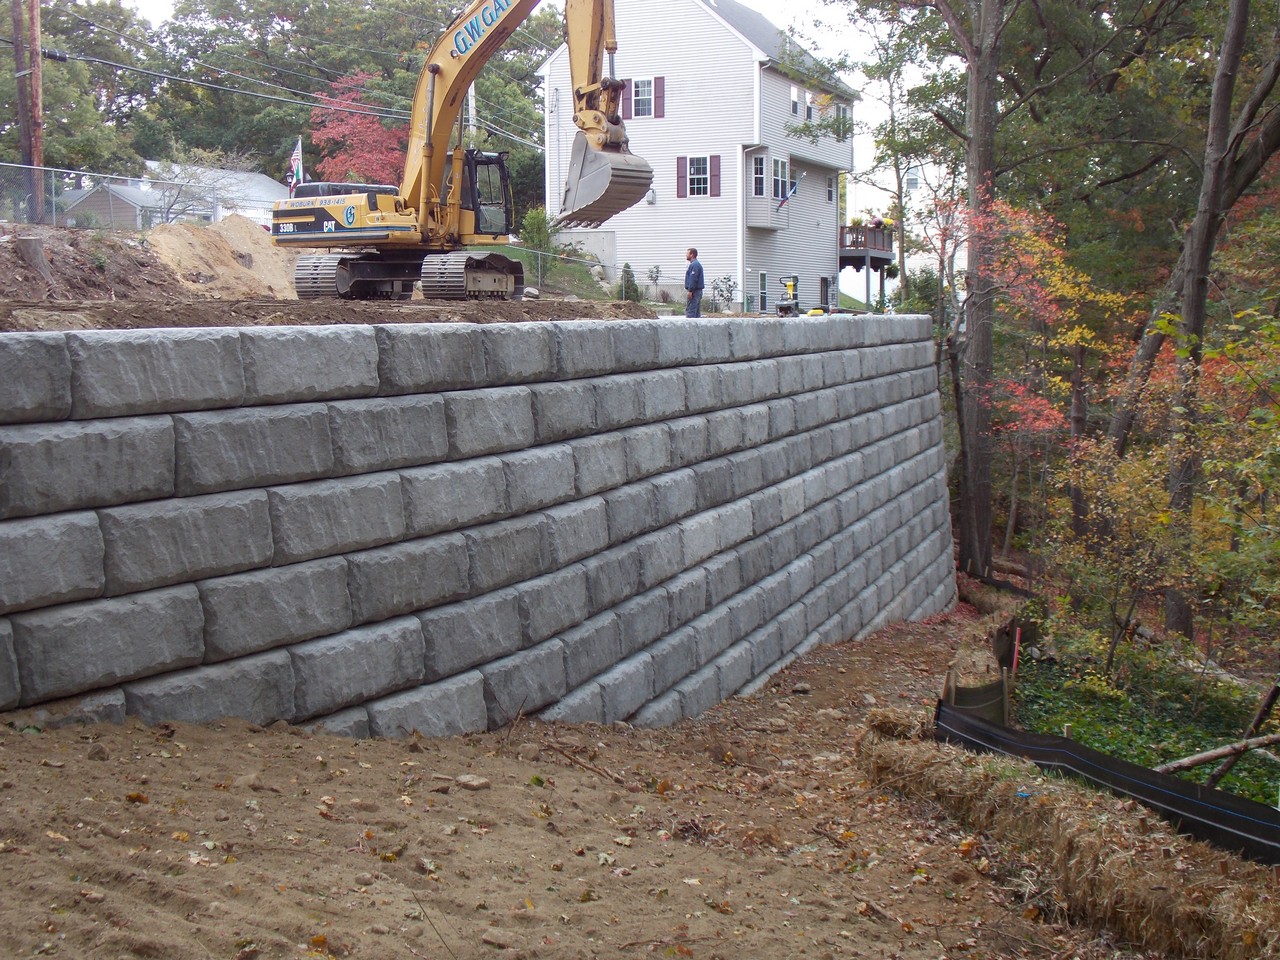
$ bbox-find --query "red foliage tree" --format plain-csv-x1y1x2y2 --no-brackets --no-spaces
309,72,409,186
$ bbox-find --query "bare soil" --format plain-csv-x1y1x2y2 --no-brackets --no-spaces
1,223,1267,960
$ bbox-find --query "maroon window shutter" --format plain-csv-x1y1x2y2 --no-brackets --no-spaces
676,156,688,198
654,77,665,118
622,79,632,120
710,155,721,197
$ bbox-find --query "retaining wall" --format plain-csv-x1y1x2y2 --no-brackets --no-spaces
0,314,955,737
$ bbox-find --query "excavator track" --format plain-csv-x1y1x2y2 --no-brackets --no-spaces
294,254,346,300
420,252,524,300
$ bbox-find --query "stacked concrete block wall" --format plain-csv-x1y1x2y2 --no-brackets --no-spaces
0,315,956,736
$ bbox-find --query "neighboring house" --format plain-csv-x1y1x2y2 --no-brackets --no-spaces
541,0,865,312
58,163,289,230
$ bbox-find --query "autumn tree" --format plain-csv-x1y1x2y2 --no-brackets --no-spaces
309,72,408,185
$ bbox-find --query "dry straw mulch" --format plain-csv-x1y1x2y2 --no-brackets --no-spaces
858,708,1280,960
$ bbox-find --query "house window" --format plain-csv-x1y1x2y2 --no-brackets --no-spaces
772,157,790,199
906,165,921,191
633,78,654,117
834,103,851,142
676,155,720,198
753,156,765,197
805,93,814,121
791,85,800,115
622,77,665,119
827,176,835,201
758,272,768,311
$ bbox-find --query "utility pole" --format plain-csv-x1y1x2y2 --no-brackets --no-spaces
10,0,34,220
27,0,45,222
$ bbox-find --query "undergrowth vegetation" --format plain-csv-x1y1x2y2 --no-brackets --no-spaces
1013,625,1280,805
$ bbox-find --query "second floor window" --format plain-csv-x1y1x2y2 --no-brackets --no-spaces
633,78,654,118
677,155,721,198
753,156,766,196
834,103,851,142
688,156,710,196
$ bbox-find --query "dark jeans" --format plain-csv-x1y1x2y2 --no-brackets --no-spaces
685,291,702,318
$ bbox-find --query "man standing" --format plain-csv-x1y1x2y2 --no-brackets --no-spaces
684,247,704,318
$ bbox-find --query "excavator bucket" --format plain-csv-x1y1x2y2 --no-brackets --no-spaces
554,131,654,229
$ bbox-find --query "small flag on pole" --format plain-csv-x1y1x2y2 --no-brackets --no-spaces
287,138,305,196
777,170,806,210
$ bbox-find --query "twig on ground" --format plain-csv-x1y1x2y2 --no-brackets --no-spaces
544,742,626,784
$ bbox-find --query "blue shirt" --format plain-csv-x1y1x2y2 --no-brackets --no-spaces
685,258,704,292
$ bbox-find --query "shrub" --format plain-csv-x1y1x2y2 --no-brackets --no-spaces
616,262,641,302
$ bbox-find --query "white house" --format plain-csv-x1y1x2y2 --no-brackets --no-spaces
541,0,859,312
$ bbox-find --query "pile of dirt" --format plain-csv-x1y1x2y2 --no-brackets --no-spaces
0,219,655,332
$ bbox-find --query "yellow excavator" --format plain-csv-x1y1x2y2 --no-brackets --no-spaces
271,0,653,300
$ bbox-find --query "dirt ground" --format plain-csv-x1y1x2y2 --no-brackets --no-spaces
0,217,654,332
1,223,1272,959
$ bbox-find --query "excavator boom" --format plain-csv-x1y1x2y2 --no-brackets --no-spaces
271,0,651,300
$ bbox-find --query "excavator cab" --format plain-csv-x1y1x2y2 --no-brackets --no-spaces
556,131,653,229
461,150,515,238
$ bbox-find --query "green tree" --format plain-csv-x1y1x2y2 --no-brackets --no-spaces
616,263,641,302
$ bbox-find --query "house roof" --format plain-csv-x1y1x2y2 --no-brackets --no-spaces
142,161,290,200
62,183,161,212
696,0,856,97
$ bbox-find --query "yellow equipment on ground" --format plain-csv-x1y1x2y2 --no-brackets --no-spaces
271,0,652,301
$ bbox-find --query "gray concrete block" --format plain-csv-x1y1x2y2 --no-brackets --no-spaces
647,626,698,693
726,450,764,498
517,565,589,645
775,356,806,395
616,590,669,655
328,396,448,473
0,513,104,614
124,649,295,726
446,386,534,457
543,497,608,566
594,374,645,430
0,620,18,709
200,557,352,661
713,500,756,551
728,588,764,638
67,329,244,417
504,445,575,514
682,366,722,412
304,707,370,739
558,613,622,688
768,397,797,438
718,363,756,406
704,409,743,457
737,536,777,587
622,424,672,478
16,688,127,728
554,321,614,378
0,417,175,520
640,369,687,421
100,491,273,595
480,639,566,727
693,606,734,662
725,319,761,360
695,321,733,363
665,569,707,628
269,474,405,565
703,551,743,607
597,654,654,723
690,460,732,512
758,441,791,486
739,404,771,447
667,417,708,466
419,589,521,680
777,604,809,653
582,543,642,611
11,585,204,705
465,515,547,592
538,681,604,724
652,469,698,526
401,457,508,536
604,482,654,544
0,333,70,422
375,324,486,393
748,624,784,676
366,671,488,738
679,513,719,568
531,381,597,443
346,534,469,624
749,488,784,536
175,404,332,496
751,360,782,400
653,319,700,367
632,691,683,728
483,323,555,383
715,642,754,697
636,528,683,589
291,616,426,719
674,666,720,719
570,433,627,496
240,326,378,403
609,320,659,370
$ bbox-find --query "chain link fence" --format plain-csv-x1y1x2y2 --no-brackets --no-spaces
0,162,281,231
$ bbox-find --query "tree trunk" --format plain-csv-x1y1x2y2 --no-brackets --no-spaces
1154,730,1280,775
1206,673,1280,787
1164,0,1251,639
